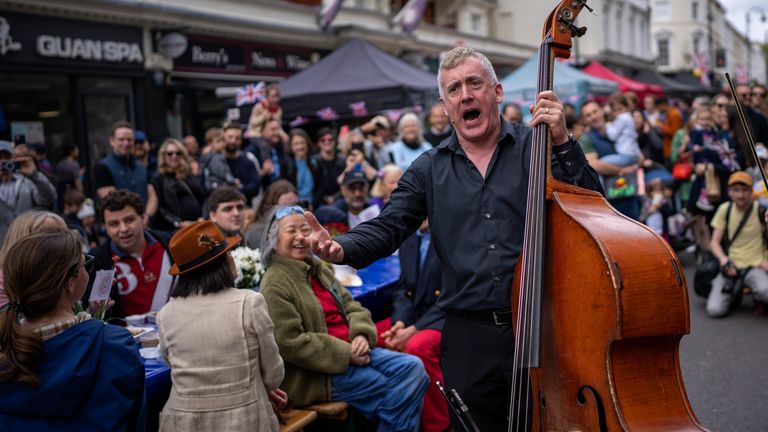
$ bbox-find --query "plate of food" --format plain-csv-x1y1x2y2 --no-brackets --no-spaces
126,326,154,340
332,264,363,287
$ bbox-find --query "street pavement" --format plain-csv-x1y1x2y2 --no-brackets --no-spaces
678,251,768,432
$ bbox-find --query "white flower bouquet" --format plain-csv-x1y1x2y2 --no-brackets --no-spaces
231,246,265,289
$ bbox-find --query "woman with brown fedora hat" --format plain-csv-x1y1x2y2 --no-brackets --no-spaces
156,220,285,431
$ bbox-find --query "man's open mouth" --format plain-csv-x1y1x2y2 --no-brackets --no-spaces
463,109,481,122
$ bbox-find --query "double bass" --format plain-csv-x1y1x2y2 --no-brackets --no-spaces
509,1,709,430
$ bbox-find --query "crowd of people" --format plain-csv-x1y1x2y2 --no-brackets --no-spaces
0,44,767,431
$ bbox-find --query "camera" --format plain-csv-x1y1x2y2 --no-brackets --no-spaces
0,159,19,173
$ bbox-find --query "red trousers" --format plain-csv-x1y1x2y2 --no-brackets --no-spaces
376,319,449,432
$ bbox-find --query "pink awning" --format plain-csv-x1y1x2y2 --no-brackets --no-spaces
582,61,664,98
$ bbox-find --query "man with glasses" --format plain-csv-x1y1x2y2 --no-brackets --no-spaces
735,84,768,147
84,189,175,318
0,141,56,245
330,170,379,229
310,127,346,208
752,84,768,117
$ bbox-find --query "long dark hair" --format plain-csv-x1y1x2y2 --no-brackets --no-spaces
0,228,82,386
170,255,235,298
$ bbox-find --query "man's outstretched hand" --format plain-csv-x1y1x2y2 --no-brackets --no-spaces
305,211,345,263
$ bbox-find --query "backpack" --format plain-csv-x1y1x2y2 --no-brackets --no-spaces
692,202,766,298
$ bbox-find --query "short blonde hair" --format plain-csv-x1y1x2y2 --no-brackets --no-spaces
0,211,66,268
437,47,499,99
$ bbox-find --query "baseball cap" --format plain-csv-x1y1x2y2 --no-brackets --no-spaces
727,171,753,187
134,130,148,142
342,170,367,187
0,140,12,155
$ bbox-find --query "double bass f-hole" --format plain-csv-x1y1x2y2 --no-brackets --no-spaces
576,386,608,432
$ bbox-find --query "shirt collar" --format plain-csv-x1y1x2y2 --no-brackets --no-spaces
111,230,157,258
436,116,516,154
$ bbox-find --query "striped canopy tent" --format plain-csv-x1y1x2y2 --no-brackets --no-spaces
582,61,664,98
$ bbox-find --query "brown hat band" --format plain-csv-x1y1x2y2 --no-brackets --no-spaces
177,240,228,273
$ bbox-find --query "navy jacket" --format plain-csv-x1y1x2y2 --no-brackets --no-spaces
391,231,445,331
0,320,146,431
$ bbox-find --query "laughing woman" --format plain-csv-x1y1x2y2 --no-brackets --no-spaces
260,205,428,432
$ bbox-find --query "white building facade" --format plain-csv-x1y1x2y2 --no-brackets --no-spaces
650,0,767,86
498,0,654,68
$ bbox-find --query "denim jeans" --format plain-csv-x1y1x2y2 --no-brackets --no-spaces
332,348,428,432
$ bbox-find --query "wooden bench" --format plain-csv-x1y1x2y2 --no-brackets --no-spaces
305,401,350,421
278,408,317,432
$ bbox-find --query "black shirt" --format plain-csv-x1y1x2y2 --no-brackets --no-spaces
336,119,602,311
311,154,346,208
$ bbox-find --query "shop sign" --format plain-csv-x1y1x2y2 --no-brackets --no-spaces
0,11,144,69
156,32,187,59
167,33,324,78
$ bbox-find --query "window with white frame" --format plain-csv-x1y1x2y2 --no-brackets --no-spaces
471,12,483,34
692,33,701,55
657,38,670,66
654,0,670,20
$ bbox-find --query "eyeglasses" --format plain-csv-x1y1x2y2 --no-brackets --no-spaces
165,151,182,157
77,254,95,274
753,92,767,98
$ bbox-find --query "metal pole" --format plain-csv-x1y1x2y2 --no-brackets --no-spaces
707,0,713,81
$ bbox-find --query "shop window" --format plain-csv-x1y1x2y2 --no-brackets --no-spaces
0,73,73,164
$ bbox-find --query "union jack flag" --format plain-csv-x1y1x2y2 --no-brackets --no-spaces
316,107,339,121
736,65,748,84
236,82,266,107
693,53,710,87
349,101,368,117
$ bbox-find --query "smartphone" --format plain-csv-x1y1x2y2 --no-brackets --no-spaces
351,142,364,152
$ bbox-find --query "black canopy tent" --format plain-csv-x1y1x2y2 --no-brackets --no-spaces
278,39,439,123
662,71,717,95
629,69,705,96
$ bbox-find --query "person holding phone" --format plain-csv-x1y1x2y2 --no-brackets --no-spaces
0,141,57,246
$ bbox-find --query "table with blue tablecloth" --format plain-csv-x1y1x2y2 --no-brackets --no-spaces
143,255,401,429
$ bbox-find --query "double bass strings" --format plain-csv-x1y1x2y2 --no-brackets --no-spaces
509,33,552,432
